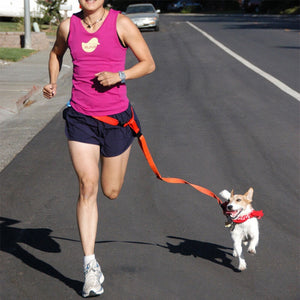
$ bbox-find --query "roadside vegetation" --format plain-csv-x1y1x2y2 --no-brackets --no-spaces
281,5,300,14
0,48,36,62
0,19,56,62
0,19,57,35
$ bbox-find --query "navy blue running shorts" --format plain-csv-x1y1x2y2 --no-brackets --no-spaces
63,103,141,157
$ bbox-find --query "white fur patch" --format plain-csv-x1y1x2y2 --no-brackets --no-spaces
219,189,231,200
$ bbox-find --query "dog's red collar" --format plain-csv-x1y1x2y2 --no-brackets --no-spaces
232,209,264,224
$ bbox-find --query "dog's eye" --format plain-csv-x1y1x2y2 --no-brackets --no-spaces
237,198,242,202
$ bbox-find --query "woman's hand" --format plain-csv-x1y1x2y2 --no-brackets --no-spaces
43,83,57,99
95,71,121,86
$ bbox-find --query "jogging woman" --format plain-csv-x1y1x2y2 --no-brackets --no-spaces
43,0,155,297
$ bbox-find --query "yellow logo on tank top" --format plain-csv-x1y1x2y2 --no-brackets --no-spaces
82,37,100,53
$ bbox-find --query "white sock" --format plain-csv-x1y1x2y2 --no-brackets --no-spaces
84,254,95,268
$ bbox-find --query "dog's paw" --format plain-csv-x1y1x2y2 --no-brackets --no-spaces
238,260,247,271
248,248,256,255
233,250,238,257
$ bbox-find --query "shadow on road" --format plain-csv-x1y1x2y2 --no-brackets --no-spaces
55,235,238,271
160,236,238,271
0,217,82,295
0,216,238,295
94,236,238,271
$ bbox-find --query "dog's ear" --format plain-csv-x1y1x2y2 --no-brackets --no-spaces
231,190,234,197
245,187,254,202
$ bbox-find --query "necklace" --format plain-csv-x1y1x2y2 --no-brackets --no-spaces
82,9,106,28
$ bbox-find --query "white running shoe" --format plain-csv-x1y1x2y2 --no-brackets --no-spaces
82,259,105,298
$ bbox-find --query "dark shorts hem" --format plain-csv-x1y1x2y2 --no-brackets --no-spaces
63,103,141,157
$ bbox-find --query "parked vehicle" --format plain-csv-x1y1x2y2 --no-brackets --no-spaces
125,4,160,31
167,0,202,12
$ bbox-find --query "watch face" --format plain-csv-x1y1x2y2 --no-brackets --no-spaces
119,71,126,83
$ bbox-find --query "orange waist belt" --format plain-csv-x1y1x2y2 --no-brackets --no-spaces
93,107,224,208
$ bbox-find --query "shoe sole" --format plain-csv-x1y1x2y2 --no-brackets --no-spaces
82,273,105,298
83,287,104,298
82,288,104,297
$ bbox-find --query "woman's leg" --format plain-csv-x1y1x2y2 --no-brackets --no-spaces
101,145,132,200
68,140,100,256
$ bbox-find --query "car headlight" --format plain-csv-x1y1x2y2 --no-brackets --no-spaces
147,17,157,22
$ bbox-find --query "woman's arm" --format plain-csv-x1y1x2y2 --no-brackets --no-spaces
43,19,69,99
95,14,155,87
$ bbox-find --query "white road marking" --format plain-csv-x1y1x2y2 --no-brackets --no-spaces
186,21,300,102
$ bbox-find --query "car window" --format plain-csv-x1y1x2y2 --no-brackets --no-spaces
126,5,155,14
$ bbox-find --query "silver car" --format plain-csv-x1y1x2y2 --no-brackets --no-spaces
125,4,160,31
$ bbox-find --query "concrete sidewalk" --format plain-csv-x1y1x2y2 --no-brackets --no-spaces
0,40,72,123
0,41,73,171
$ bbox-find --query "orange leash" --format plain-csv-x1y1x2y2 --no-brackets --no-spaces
93,108,224,207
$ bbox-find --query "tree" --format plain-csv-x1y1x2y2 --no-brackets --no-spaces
37,0,66,24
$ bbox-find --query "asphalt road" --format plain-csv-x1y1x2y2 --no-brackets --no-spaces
1,14,299,299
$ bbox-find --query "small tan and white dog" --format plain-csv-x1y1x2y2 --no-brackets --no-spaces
219,188,263,271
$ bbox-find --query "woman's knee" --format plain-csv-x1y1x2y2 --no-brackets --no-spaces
79,176,99,201
102,185,121,200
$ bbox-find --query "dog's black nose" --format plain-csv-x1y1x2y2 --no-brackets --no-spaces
227,205,233,210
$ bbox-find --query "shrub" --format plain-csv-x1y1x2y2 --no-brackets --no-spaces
36,0,66,25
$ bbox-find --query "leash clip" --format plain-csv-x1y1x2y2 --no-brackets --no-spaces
224,213,235,231
225,219,235,231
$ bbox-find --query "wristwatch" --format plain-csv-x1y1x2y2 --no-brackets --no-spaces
118,71,126,84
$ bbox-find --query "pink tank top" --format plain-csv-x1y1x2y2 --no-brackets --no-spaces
68,9,129,116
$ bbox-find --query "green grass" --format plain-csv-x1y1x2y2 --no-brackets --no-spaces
282,6,300,15
0,21,57,35
0,21,23,32
39,24,58,36
0,48,36,62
